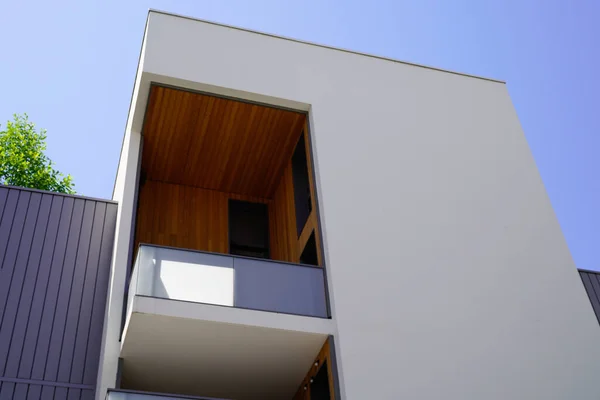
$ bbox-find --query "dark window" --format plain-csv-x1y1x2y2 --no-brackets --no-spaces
310,360,331,400
228,200,270,259
292,134,312,237
300,232,318,266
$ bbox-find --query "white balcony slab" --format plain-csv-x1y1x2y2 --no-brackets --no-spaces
120,297,334,400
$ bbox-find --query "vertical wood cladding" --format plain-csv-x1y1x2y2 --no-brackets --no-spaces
136,132,324,266
136,177,310,265
270,127,323,266
137,86,324,267
269,162,299,263
0,186,117,400
293,338,337,400
135,179,269,255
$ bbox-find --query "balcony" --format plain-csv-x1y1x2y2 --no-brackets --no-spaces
120,245,335,400
119,85,336,400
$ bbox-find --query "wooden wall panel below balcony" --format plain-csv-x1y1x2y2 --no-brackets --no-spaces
135,180,269,256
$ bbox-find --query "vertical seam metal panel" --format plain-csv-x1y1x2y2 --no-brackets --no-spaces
0,191,37,374
69,203,107,383
18,195,64,379
579,270,600,324
0,190,28,323
83,203,117,385
31,197,76,381
592,274,600,305
57,201,97,383
0,189,23,272
43,197,86,382
591,274,600,322
5,194,54,378
0,186,118,400
0,188,10,244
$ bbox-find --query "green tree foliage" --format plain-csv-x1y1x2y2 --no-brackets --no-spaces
0,114,75,194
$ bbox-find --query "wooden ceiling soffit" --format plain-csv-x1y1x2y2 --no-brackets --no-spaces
141,85,306,198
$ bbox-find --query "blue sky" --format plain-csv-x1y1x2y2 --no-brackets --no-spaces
0,0,598,270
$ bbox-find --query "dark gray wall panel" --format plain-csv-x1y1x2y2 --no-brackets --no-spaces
40,386,55,400
0,186,118,400
5,194,53,378
80,390,95,400
56,200,96,383
31,196,75,381
0,192,41,373
0,189,20,278
83,203,117,386
0,190,32,324
26,384,41,400
0,189,9,232
579,269,600,324
55,388,68,399
0,383,95,400
67,388,81,400
13,384,28,399
44,197,86,383
18,196,64,379
0,382,15,400
69,203,107,384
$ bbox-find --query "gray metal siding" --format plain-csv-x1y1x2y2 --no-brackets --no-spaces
579,269,600,324
0,186,117,400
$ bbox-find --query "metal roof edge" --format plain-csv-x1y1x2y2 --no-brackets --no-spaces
0,184,118,205
147,8,505,85
578,268,600,275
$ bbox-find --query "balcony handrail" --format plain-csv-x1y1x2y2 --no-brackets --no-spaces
129,242,329,319
137,242,323,270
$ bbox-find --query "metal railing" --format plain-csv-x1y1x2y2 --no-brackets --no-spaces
127,244,328,318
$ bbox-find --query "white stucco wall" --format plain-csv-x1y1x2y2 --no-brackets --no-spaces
96,24,148,400
109,11,600,400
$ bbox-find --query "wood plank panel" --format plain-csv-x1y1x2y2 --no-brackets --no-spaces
270,127,324,266
292,338,336,400
297,212,317,259
139,88,324,265
135,180,270,256
269,162,298,263
302,125,324,266
142,86,306,198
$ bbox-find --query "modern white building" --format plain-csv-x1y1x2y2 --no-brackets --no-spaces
96,9,600,400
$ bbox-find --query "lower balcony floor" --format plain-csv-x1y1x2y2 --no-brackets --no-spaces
120,296,336,400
